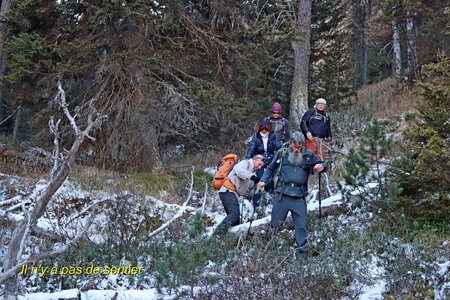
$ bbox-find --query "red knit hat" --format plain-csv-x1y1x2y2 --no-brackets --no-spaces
272,102,282,112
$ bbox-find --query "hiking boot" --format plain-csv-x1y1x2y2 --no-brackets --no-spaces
295,250,308,261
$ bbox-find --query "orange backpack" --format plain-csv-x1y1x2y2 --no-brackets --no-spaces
212,154,239,190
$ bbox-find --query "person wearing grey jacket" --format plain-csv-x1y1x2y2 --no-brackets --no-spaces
257,131,328,260
214,155,265,235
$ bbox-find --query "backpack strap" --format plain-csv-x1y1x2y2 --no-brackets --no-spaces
309,108,327,124
273,143,290,189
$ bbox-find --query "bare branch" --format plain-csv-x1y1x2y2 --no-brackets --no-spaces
0,207,97,285
1,82,107,294
64,198,113,226
17,202,31,262
49,116,61,179
55,80,80,137
148,166,195,238
201,181,208,215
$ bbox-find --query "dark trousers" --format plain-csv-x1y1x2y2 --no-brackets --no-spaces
215,190,240,234
270,193,308,251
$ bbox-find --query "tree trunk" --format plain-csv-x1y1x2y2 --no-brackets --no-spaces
392,4,402,80
406,8,418,85
351,0,371,88
290,0,312,131
0,0,13,123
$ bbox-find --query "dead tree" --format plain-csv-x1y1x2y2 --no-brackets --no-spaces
0,81,107,296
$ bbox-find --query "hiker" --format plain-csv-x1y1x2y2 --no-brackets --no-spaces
214,155,265,235
245,118,282,206
300,98,332,160
257,131,328,260
268,102,291,143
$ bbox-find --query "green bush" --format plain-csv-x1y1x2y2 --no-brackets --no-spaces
389,54,450,220
338,120,399,202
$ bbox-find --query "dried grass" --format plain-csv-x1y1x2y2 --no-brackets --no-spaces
357,77,417,118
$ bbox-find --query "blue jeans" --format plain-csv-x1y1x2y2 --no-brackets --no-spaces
271,193,308,251
215,190,240,234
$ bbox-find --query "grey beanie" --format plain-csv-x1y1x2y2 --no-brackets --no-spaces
316,98,327,105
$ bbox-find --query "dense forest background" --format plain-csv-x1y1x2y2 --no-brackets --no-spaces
0,0,447,171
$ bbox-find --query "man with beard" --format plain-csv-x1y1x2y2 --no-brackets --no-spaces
257,131,328,260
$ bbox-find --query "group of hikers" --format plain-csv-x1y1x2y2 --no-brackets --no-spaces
214,98,332,260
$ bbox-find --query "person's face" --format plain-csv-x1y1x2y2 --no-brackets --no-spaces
260,126,269,133
290,141,303,154
272,111,281,119
316,103,326,111
254,159,265,170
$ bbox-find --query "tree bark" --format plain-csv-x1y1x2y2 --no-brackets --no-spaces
406,8,418,85
392,4,402,80
351,0,372,88
290,0,312,131
0,0,13,123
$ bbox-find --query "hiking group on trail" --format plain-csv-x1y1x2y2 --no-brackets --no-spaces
213,99,332,260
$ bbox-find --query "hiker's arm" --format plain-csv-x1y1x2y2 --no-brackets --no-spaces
326,117,332,138
259,151,280,186
300,110,313,137
275,135,282,151
311,155,328,173
245,135,257,159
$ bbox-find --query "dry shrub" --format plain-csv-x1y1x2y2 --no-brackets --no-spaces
357,77,417,118
198,270,348,299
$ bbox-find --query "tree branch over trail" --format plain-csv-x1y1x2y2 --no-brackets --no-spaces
0,81,107,295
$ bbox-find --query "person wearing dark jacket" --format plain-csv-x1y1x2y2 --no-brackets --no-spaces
300,98,332,159
258,131,328,260
268,102,291,143
246,118,282,206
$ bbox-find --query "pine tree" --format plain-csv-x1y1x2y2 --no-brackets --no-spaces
339,120,397,201
309,0,354,107
389,53,450,220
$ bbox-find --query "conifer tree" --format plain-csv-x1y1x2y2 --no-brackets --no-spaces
389,54,450,220
339,120,397,201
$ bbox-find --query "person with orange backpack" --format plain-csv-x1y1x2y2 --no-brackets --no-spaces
214,155,265,235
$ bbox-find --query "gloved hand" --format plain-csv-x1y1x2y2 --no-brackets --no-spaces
250,175,259,184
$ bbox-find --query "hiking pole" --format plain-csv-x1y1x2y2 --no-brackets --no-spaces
318,172,322,228
240,197,244,225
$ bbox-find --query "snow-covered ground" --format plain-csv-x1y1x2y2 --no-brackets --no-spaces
1,172,449,299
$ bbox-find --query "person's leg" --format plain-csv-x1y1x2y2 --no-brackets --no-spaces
215,191,240,234
289,196,308,259
317,139,327,160
270,193,290,229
